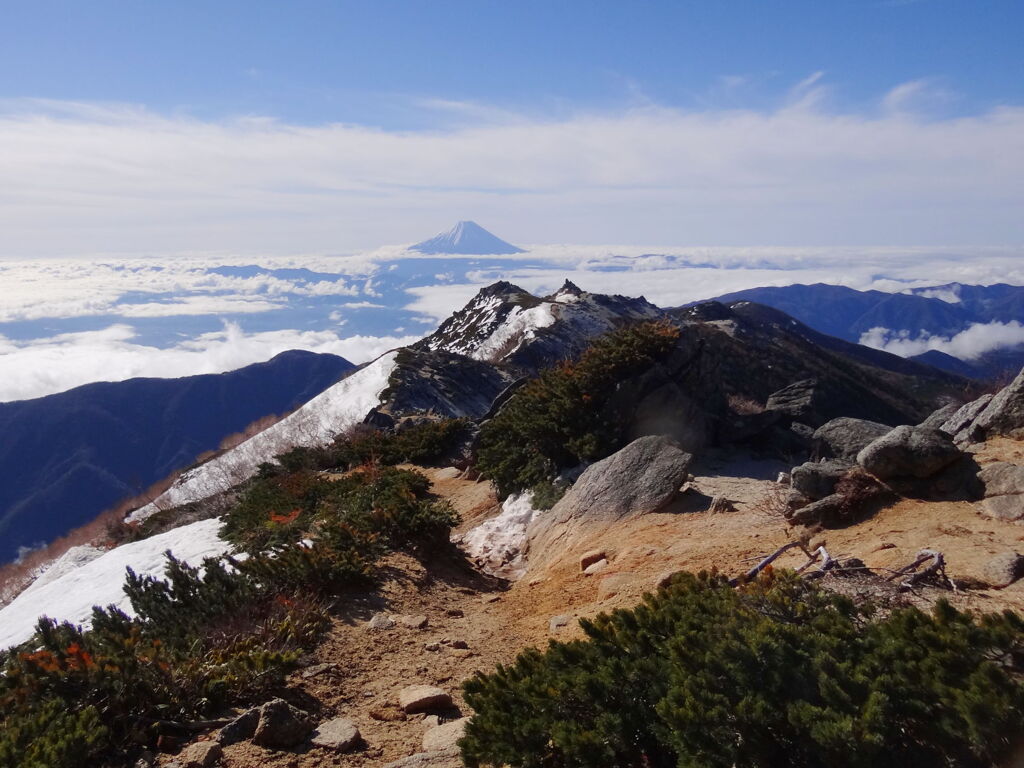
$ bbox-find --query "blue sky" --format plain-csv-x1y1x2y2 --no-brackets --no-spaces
0,1,1022,254
4,1,1021,127
1,2,1023,397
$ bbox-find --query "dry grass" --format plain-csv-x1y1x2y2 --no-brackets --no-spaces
727,393,766,415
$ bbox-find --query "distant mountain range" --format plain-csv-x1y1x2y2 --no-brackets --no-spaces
0,350,353,563
410,220,525,255
697,283,1024,379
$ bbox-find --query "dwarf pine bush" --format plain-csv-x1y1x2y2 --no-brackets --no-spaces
1,462,457,767
461,570,1024,768
476,320,681,498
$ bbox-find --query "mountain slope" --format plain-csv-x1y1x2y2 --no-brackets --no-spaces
0,350,353,562
136,282,969,523
697,282,1024,378
410,220,525,255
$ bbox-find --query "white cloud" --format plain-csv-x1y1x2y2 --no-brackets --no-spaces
859,321,1024,360
0,91,1022,256
0,322,420,402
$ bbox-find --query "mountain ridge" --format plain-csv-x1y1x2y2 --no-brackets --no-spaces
0,349,354,562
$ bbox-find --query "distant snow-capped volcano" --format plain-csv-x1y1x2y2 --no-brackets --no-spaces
410,221,525,255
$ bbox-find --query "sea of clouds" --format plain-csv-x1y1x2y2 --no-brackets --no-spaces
2,244,1024,401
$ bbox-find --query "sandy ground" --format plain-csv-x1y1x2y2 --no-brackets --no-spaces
170,446,1024,767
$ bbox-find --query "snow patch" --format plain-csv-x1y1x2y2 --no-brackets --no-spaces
470,303,557,362
0,518,231,650
459,493,540,579
129,351,398,521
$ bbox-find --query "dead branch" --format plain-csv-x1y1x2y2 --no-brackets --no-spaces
730,541,804,586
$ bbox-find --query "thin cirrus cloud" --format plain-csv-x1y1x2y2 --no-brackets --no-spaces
1,78,1023,256
0,322,419,402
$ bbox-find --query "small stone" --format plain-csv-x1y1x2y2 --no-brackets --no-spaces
873,542,897,552
310,717,361,751
583,558,609,576
251,699,314,748
597,572,639,601
424,641,441,652
449,648,473,658
400,615,429,629
422,717,470,752
449,639,469,649
398,685,452,714
216,708,259,746
482,594,501,603
708,496,736,513
368,612,396,630
179,742,222,768
579,550,607,571
370,706,407,722
444,608,464,618
301,662,335,679
549,614,571,632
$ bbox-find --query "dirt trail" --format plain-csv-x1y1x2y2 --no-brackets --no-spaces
191,449,1024,767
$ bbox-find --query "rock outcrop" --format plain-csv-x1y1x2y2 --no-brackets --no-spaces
525,436,692,567
856,425,961,480
791,459,852,501
813,417,892,461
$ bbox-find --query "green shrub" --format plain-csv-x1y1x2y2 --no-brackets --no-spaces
0,700,108,768
1,463,458,766
271,418,469,474
462,571,1024,768
476,321,680,497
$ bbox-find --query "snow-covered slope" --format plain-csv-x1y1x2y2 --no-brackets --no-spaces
0,518,230,649
410,220,525,255
130,352,399,521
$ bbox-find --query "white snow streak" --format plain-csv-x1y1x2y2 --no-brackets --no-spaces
0,518,231,650
129,351,398,521
459,493,539,579
470,303,557,362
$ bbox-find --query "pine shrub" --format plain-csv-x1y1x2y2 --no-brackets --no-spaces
461,571,1024,768
1,462,457,766
476,320,681,497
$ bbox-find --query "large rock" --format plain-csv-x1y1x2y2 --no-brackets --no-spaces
525,436,691,567
422,717,470,752
787,493,846,526
791,459,852,501
982,552,1024,588
813,417,892,461
398,685,452,714
310,717,361,751
941,394,994,445
978,462,1024,498
251,699,314,748
919,403,960,430
975,369,1024,439
982,495,1024,522
857,425,961,480
765,379,822,424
